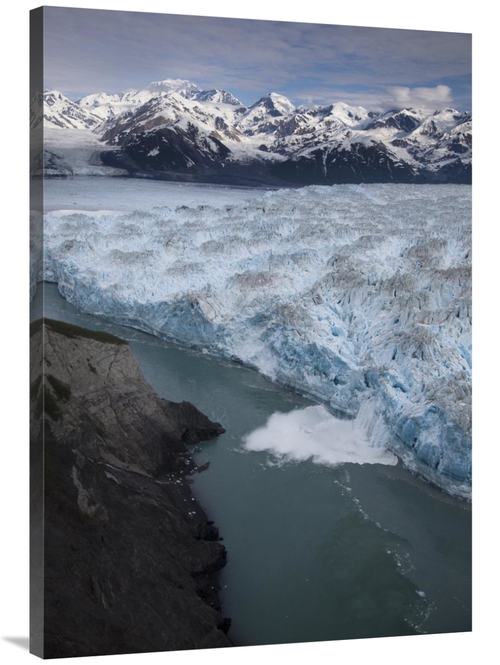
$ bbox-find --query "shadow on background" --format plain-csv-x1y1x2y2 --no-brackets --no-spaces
2,637,30,651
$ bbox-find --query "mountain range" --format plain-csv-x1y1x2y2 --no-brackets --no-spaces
34,78,472,185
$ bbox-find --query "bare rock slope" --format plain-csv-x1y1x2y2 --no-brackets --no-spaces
30,318,231,658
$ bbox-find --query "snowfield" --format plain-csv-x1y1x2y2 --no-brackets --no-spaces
40,183,471,498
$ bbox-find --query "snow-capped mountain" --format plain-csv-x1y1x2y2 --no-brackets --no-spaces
33,90,102,131
100,90,244,145
194,89,242,105
78,78,206,120
37,79,472,184
236,92,297,136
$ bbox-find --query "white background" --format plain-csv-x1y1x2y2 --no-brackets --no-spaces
0,1,495,663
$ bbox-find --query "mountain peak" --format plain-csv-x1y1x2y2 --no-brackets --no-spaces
253,92,295,115
194,89,243,106
41,77,471,185
36,89,102,131
147,79,201,98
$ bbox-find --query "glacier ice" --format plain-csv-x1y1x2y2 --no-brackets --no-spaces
243,405,399,468
41,182,472,499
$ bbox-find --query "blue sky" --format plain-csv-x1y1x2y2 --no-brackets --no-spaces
43,6,472,111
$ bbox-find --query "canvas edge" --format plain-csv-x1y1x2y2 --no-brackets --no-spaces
29,5,44,659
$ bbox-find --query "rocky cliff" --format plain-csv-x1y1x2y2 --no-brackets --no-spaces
30,318,232,658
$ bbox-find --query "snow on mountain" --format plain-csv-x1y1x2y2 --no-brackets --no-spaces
29,90,127,177
193,89,243,106
41,183,471,499
78,91,143,120
78,79,201,119
416,108,471,138
34,90,102,130
91,90,253,178
271,104,361,154
100,91,244,146
78,79,241,122
99,92,470,184
78,79,200,121
39,78,471,184
365,108,426,134
235,92,296,137
146,78,202,98
405,109,472,161
269,105,470,185
328,102,374,128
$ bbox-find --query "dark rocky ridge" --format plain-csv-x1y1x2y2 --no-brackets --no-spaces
30,318,232,658
101,137,471,187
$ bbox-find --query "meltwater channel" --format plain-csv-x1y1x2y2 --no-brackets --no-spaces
33,283,471,646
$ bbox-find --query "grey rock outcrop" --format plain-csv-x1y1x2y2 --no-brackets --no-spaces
30,318,232,658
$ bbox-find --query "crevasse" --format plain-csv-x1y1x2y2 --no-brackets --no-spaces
39,183,472,499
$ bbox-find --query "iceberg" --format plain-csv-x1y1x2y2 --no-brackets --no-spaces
41,183,472,499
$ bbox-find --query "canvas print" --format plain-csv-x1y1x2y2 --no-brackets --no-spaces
29,6,472,659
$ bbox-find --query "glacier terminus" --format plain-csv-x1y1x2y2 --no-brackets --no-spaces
38,181,471,500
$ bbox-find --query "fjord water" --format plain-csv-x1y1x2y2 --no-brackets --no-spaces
34,283,471,645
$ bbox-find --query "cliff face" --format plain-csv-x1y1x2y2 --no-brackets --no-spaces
30,319,232,658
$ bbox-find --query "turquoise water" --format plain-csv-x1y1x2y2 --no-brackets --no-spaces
33,283,471,645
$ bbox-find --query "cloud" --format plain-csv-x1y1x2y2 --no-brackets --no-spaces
42,8,471,110
292,84,455,112
386,85,453,110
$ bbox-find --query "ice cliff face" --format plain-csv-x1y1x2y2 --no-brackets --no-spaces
42,184,471,499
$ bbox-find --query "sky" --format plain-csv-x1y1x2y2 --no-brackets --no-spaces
43,6,472,112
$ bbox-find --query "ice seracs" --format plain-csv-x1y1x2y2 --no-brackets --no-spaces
41,184,472,499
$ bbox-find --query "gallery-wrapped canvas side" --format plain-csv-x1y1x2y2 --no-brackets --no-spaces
30,6,44,659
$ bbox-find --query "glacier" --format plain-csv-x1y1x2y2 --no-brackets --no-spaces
39,183,471,499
